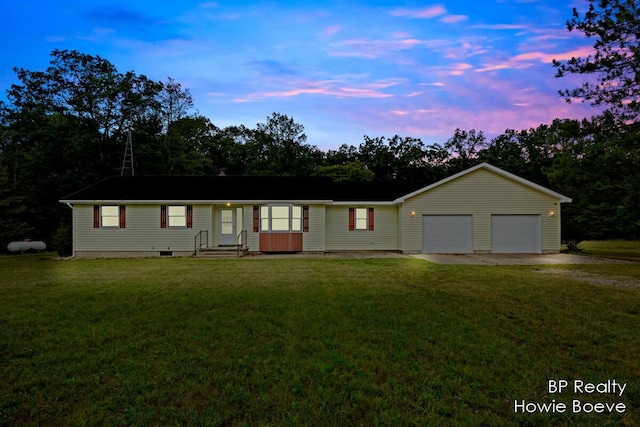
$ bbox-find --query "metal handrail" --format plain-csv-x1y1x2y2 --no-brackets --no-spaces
237,230,247,256
193,230,209,255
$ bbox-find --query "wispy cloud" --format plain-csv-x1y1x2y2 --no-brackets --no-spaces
441,15,468,23
473,24,527,30
389,5,447,19
331,37,439,59
321,25,341,36
234,78,405,102
476,46,595,72
448,63,473,76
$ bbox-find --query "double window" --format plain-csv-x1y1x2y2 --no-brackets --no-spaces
93,205,126,228
160,205,193,228
254,205,309,232
349,207,374,231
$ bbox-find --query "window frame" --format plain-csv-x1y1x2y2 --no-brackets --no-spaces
94,205,126,228
168,205,187,228
161,205,193,228
259,204,306,232
349,207,374,231
101,205,120,227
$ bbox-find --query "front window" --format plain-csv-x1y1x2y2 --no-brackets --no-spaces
292,206,302,231
168,205,186,227
261,205,303,232
101,206,120,227
355,208,368,230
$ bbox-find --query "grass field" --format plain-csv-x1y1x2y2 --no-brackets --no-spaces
578,240,640,262
1,249,639,426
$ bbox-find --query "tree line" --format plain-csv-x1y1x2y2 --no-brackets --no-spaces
1,0,638,253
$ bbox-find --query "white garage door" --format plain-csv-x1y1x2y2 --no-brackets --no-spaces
491,215,541,253
423,215,473,253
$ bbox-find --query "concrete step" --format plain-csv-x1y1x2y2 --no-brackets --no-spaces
194,247,249,258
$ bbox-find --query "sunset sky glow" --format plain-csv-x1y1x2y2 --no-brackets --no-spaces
1,0,601,150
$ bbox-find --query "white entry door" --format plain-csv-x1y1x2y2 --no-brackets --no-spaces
218,208,236,245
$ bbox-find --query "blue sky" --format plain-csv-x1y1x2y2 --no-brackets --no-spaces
1,0,599,150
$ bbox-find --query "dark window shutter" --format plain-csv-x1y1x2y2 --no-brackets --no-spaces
93,205,100,228
119,205,126,228
368,207,374,231
186,205,193,228
348,208,355,231
160,205,167,228
253,206,259,232
303,205,309,232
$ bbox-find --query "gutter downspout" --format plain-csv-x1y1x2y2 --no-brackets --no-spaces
64,202,75,259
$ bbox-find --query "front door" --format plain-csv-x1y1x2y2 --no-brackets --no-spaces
218,208,236,245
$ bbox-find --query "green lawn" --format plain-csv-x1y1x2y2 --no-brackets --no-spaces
1,253,638,426
579,240,640,262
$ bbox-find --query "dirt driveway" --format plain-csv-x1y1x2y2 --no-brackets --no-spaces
411,253,634,265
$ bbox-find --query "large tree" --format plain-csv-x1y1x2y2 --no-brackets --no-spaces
553,0,640,121
245,113,321,175
0,49,196,251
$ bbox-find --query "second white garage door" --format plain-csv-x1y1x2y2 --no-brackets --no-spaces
491,215,541,253
423,215,473,253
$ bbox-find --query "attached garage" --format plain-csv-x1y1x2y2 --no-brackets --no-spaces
423,215,472,253
491,215,541,253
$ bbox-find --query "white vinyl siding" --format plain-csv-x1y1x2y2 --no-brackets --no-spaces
326,205,398,251
74,204,211,254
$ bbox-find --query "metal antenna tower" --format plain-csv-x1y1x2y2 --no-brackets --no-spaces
121,128,134,176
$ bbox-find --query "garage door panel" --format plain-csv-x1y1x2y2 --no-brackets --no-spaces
491,215,541,253
423,215,472,253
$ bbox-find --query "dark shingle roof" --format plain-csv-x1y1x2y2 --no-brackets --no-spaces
61,175,426,203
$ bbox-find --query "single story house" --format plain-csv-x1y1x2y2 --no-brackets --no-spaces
59,163,571,258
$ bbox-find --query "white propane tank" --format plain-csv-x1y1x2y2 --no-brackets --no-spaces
7,240,46,252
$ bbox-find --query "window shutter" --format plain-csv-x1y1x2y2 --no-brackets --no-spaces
160,205,167,228
119,205,126,228
348,208,355,231
303,205,309,232
186,205,193,228
253,206,259,232
93,205,100,228
368,207,374,231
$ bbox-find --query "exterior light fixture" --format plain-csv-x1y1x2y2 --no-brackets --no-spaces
411,210,416,217
549,210,555,217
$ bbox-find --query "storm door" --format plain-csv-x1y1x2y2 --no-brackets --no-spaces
218,208,237,245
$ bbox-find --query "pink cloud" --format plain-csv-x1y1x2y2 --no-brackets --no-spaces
551,46,595,61
321,25,341,36
448,63,473,76
473,24,527,30
441,14,468,24
389,5,447,19
331,37,428,58
358,78,602,142
234,78,404,102
476,46,596,73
